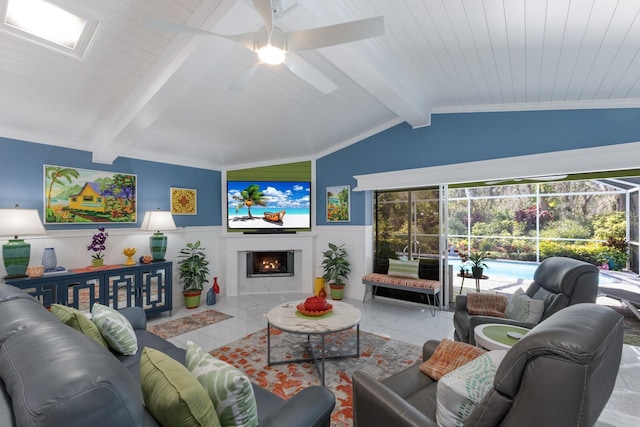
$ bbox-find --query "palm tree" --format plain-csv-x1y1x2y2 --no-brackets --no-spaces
46,166,80,209
233,184,268,218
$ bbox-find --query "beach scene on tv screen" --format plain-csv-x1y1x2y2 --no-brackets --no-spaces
227,181,311,229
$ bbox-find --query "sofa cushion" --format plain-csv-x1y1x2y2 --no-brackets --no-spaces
91,303,138,355
50,303,108,348
436,350,507,427
466,293,508,317
504,288,545,323
387,259,420,279
419,339,485,380
186,341,259,427
140,347,221,427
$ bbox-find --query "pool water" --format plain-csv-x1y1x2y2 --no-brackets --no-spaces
449,258,616,284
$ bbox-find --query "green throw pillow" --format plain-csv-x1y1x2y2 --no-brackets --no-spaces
141,347,221,427
186,341,259,427
436,350,507,427
91,303,138,355
387,258,420,279
50,303,108,348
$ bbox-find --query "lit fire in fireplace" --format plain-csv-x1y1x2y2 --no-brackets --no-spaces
259,257,281,272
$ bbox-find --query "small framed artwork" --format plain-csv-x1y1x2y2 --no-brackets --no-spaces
326,185,350,222
171,187,197,215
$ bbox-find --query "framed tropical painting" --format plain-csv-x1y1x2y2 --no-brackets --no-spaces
171,187,197,215
44,165,137,224
326,185,350,222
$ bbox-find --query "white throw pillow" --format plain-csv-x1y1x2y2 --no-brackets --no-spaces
436,350,507,427
91,303,138,355
504,288,545,323
186,341,259,427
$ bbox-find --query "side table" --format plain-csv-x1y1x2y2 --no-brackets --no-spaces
458,273,488,293
474,323,530,350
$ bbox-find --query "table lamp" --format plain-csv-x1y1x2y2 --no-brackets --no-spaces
0,205,47,278
140,210,176,261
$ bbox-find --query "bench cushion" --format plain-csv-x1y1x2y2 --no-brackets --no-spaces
362,273,440,291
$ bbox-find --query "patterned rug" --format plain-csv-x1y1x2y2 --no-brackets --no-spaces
148,310,233,339
210,328,422,427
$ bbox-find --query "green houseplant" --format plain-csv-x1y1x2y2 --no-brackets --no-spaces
178,241,210,308
321,243,351,300
466,250,490,278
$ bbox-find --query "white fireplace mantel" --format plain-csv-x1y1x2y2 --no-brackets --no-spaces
224,234,315,296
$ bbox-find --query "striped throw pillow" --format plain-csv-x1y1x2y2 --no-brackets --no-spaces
420,339,486,380
186,341,259,427
387,258,420,279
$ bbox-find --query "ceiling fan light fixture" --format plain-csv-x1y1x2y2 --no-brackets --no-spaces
258,44,285,65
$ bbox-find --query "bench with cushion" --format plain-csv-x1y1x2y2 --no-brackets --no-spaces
362,258,444,315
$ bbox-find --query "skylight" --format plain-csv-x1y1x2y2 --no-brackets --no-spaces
5,0,84,48
1,0,97,57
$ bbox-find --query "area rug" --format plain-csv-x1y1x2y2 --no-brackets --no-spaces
148,310,233,339
210,328,422,427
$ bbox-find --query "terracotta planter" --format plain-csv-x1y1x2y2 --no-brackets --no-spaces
184,290,202,309
329,284,345,300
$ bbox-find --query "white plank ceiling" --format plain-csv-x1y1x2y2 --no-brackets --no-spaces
1,0,640,170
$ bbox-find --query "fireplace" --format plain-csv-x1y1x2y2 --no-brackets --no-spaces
246,251,294,277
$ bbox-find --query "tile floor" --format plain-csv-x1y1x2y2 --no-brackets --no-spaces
148,293,640,426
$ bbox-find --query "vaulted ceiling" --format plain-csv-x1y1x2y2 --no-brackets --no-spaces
2,0,640,170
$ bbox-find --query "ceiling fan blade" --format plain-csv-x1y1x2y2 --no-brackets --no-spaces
253,0,274,39
284,53,338,94
286,16,385,51
229,63,261,91
143,17,257,50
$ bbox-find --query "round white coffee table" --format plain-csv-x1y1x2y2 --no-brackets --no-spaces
474,323,530,350
266,300,361,386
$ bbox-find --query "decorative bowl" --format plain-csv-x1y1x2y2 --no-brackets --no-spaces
297,303,333,317
304,296,328,312
26,266,44,278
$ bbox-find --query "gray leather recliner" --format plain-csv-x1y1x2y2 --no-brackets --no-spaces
453,256,599,345
352,303,624,427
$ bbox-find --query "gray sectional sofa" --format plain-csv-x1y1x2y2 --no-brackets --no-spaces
0,284,335,426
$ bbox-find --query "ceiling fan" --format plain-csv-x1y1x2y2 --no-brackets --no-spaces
145,0,385,94
484,175,569,186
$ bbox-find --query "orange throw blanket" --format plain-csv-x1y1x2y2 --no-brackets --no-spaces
466,293,508,317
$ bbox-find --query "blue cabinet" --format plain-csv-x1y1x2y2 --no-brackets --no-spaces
4,262,172,317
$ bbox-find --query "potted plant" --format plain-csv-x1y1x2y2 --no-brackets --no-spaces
178,241,210,309
321,243,351,300
466,250,490,278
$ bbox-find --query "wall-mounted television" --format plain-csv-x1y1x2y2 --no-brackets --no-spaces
227,180,311,232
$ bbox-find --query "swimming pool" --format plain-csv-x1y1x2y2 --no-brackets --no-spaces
449,258,617,284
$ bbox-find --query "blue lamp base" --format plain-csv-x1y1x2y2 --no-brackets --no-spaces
150,232,167,261
3,239,30,278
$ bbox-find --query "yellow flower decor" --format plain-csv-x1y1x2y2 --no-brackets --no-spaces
122,247,137,265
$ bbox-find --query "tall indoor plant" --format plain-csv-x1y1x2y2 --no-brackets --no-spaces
178,241,210,308
321,243,351,300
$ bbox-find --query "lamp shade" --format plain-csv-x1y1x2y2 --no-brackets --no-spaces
140,211,176,232
140,211,176,261
0,208,46,237
0,207,46,278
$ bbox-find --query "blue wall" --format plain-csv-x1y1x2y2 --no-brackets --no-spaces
316,108,640,226
0,137,221,229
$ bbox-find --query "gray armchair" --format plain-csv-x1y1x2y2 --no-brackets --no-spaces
352,303,624,427
453,256,599,345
